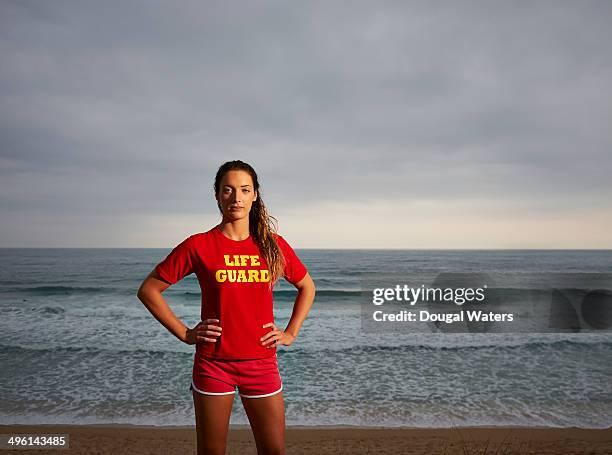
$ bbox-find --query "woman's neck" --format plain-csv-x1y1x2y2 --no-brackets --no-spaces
217,220,250,241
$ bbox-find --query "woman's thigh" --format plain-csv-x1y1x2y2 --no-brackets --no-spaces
240,391,286,455
192,390,235,455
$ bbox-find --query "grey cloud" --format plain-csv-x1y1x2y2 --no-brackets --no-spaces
1,0,611,245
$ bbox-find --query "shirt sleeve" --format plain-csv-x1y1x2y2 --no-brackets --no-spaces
155,235,197,285
276,234,308,285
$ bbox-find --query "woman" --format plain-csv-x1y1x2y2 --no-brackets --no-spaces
137,160,315,455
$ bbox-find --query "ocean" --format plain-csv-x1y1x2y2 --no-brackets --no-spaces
1,248,611,428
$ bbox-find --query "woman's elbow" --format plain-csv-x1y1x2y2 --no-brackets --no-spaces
303,276,316,296
136,283,150,301
137,271,170,299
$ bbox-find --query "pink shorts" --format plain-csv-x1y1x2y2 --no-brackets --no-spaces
190,354,283,398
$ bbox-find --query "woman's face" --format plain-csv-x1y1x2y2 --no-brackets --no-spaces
217,170,258,221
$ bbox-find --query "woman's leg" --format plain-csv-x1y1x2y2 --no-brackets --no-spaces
192,389,235,455
240,391,286,455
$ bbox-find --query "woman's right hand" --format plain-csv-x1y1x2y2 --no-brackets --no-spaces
184,319,222,345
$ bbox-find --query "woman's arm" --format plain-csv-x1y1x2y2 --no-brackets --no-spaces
137,270,222,345
262,272,316,347
284,272,316,339
136,270,190,343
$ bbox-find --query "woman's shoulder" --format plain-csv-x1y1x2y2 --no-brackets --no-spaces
273,232,298,250
185,227,217,244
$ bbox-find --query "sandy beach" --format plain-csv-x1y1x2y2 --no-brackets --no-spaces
1,424,611,454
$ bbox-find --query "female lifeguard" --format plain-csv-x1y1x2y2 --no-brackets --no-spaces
137,160,316,455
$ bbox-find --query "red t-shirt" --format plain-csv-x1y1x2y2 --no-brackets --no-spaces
155,226,308,360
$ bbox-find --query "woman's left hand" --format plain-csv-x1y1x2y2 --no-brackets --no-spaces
261,322,295,348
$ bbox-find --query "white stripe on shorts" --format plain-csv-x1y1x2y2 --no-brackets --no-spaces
239,383,283,399
191,380,236,396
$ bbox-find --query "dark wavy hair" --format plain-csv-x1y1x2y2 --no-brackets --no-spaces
214,160,284,287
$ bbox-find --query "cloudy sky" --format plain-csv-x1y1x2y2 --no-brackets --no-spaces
1,1,611,248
